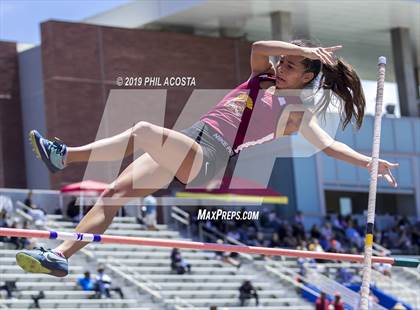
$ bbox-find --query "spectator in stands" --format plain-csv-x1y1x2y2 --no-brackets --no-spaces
192,210,420,256
311,239,324,252
227,228,241,242
209,306,218,310
352,218,363,235
0,210,7,227
0,281,17,299
54,207,63,215
321,222,333,241
300,239,309,249
383,226,398,248
318,235,330,252
396,216,410,228
170,248,191,274
336,267,353,284
266,211,281,230
249,231,268,247
78,271,95,291
29,291,45,309
24,190,35,208
329,239,343,253
95,265,124,299
243,225,257,244
8,221,27,249
277,221,288,241
66,197,81,222
21,221,36,249
310,224,322,240
1,219,28,248
283,228,298,248
333,292,344,310
373,263,392,277
292,219,306,244
315,291,330,310
0,195,13,212
214,240,241,269
309,239,324,253
412,220,420,254
0,195,13,221
259,208,270,228
26,202,47,228
95,266,112,298
297,250,317,277
374,229,383,245
396,227,412,251
331,214,344,230
238,280,259,307
0,211,9,243
236,224,248,243
268,232,281,248
137,195,158,231
345,220,363,249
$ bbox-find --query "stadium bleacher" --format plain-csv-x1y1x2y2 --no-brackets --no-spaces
1,212,419,309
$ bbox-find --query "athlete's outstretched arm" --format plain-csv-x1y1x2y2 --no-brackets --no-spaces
293,110,399,187
250,40,342,76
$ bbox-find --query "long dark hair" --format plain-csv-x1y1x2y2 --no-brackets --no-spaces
291,39,366,129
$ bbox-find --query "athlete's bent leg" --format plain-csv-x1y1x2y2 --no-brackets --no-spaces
56,153,175,258
16,154,175,276
66,121,203,183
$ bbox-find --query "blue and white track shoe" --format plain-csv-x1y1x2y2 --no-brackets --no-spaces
29,130,67,173
16,247,69,277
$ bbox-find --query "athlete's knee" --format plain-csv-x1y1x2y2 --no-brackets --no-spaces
102,185,130,202
133,121,156,137
94,188,127,214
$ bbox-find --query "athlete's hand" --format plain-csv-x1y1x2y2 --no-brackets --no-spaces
301,45,342,66
367,159,399,187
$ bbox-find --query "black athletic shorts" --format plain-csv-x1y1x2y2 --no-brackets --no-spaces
179,121,234,187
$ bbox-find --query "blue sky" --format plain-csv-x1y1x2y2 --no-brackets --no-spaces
0,0,130,44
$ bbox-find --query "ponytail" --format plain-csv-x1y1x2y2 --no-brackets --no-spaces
319,58,366,129
290,39,366,130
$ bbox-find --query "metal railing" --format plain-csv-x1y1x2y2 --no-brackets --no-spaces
306,268,386,310
398,265,420,281
372,242,391,256
172,297,197,310
197,223,253,261
112,261,162,291
170,206,191,238
371,268,419,300
106,264,162,300
265,265,320,297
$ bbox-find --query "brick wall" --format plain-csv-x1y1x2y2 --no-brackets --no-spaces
0,41,26,188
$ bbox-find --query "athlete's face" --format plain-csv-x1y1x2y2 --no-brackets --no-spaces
275,55,314,89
